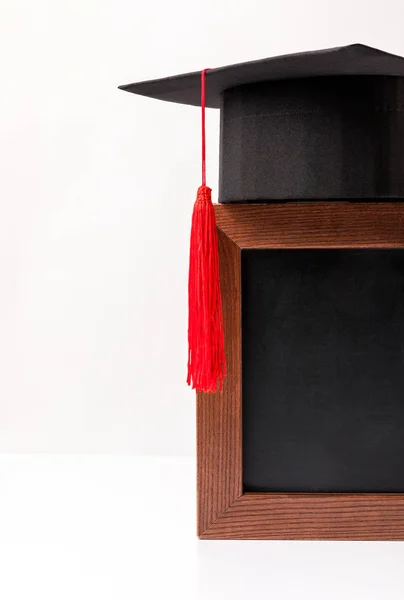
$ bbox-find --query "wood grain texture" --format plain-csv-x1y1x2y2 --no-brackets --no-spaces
197,202,404,540
215,202,404,249
200,493,404,540
196,228,242,537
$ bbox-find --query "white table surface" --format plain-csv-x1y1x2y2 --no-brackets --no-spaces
0,455,403,599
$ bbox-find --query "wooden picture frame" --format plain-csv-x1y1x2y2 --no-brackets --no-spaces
197,202,404,540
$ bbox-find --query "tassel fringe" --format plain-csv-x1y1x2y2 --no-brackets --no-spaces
187,185,226,393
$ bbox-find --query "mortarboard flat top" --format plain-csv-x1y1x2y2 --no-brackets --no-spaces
118,44,404,108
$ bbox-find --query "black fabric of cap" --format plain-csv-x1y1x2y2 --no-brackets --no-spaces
219,74,404,201
120,44,404,201
119,44,404,108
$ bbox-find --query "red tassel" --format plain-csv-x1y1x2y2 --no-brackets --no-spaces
187,184,226,392
187,68,226,393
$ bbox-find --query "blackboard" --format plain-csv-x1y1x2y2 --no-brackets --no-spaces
242,249,404,493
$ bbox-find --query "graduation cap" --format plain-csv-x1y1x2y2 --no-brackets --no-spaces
119,44,404,392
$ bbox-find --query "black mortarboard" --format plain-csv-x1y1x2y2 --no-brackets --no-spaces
120,44,404,202
119,44,404,393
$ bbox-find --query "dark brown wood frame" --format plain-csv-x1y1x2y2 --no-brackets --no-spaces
197,202,404,540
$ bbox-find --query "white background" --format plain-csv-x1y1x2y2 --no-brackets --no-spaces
1,0,404,455
1,4,404,599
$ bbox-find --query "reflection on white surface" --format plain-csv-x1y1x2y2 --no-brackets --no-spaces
0,456,403,599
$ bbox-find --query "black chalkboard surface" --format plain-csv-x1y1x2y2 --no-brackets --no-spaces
242,249,404,493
